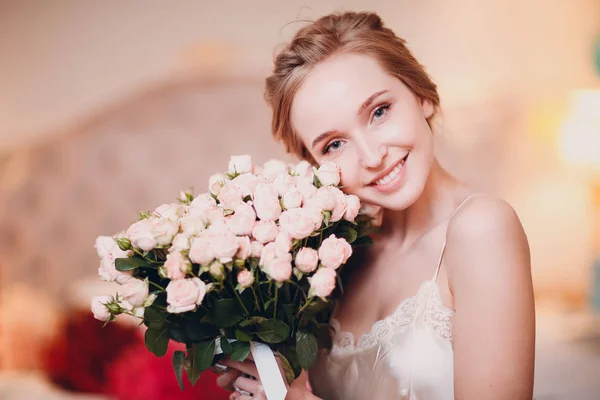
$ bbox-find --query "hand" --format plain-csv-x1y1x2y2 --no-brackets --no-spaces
215,357,320,400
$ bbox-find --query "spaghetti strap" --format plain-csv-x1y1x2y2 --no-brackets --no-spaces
432,193,485,282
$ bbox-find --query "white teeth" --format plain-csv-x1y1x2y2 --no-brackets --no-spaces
375,163,403,186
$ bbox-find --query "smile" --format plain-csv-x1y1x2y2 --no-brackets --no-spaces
368,153,409,192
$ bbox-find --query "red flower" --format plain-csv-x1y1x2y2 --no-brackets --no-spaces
107,341,229,400
42,310,140,393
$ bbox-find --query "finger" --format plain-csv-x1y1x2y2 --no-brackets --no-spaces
217,369,242,391
234,376,264,395
229,393,239,400
221,359,259,379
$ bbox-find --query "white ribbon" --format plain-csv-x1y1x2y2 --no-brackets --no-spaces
214,339,288,400
250,341,288,400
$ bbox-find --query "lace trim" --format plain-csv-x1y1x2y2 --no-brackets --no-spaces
330,280,455,356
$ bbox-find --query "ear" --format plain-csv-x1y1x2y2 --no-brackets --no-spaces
421,99,434,119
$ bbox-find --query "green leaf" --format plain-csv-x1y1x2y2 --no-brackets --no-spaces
187,340,215,385
296,331,319,370
172,350,185,391
211,299,244,328
144,306,167,329
239,316,267,327
145,326,169,357
230,341,251,362
352,235,373,247
276,351,296,385
115,257,149,271
315,323,333,350
256,319,290,344
168,324,188,343
235,329,253,342
185,318,219,341
322,210,331,226
337,226,358,244
220,337,233,355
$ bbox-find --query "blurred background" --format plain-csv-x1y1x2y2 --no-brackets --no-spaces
0,0,599,399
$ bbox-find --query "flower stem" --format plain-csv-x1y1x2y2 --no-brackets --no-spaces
251,286,260,312
228,281,249,315
273,286,278,319
296,297,314,318
148,281,165,291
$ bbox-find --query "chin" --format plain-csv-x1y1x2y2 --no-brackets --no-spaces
359,172,427,211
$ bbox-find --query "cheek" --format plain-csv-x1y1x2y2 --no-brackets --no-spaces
337,160,362,189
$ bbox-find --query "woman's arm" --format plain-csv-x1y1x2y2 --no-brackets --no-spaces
446,196,535,400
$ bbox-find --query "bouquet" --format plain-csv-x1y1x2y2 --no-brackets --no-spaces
91,156,373,399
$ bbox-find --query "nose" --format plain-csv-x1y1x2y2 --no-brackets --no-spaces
357,135,385,169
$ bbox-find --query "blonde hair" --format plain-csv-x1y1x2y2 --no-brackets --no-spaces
264,11,440,164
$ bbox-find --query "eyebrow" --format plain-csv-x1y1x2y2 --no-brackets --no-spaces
311,89,390,150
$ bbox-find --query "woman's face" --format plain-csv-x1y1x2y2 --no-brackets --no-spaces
290,53,436,210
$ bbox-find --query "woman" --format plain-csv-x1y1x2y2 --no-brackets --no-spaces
218,11,535,400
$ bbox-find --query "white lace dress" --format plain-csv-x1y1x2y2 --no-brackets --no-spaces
309,194,484,399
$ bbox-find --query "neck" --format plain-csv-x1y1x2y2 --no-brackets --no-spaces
377,160,469,248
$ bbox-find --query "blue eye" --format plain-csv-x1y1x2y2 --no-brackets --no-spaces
372,104,390,122
323,140,343,155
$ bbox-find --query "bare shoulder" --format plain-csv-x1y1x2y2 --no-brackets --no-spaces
444,194,531,284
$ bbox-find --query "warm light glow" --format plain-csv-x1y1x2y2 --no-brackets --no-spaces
559,89,600,169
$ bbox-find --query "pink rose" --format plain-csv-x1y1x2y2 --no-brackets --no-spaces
150,218,179,247
344,195,361,222
166,278,206,314
303,206,324,230
273,173,294,197
209,173,227,195
179,216,206,236
126,219,157,251
226,202,256,236
237,269,255,288
263,159,288,181
211,231,240,263
91,295,114,322
254,195,282,222
295,247,319,273
274,231,293,253
153,203,185,221
329,187,348,223
292,160,314,179
95,236,132,283
188,236,214,265
268,258,292,282
218,184,243,210
278,209,315,240
282,187,303,209
252,220,279,244
207,218,230,235
318,234,353,270
169,233,191,252
209,261,225,279
231,173,258,197
188,194,217,217
164,251,191,280
253,183,278,200
250,241,263,258
309,267,337,298
314,161,340,186
120,278,150,310
236,236,252,260
360,203,383,227
295,177,317,200
259,242,291,269
228,155,253,175
306,187,336,211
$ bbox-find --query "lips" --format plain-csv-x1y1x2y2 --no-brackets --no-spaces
368,153,409,186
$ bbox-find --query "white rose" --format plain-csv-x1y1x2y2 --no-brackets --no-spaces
150,218,179,246
189,235,215,265
164,251,191,280
237,269,255,288
166,278,207,314
295,177,317,200
218,184,243,210
126,219,157,251
292,160,314,179
95,236,132,283
344,195,361,222
226,202,256,236
253,183,279,200
278,208,315,240
236,236,252,260
303,207,324,231
263,159,288,181
211,231,240,263
309,267,337,298
120,278,150,310
252,220,279,244
153,203,184,221
295,247,319,273
305,186,336,211
314,161,341,186
282,187,303,209
231,173,258,198
209,173,227,196
329,187,348,223
188,194,217,217
250,240,263,258
91,295,114,322
273,173,294,197
229,155,253,175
